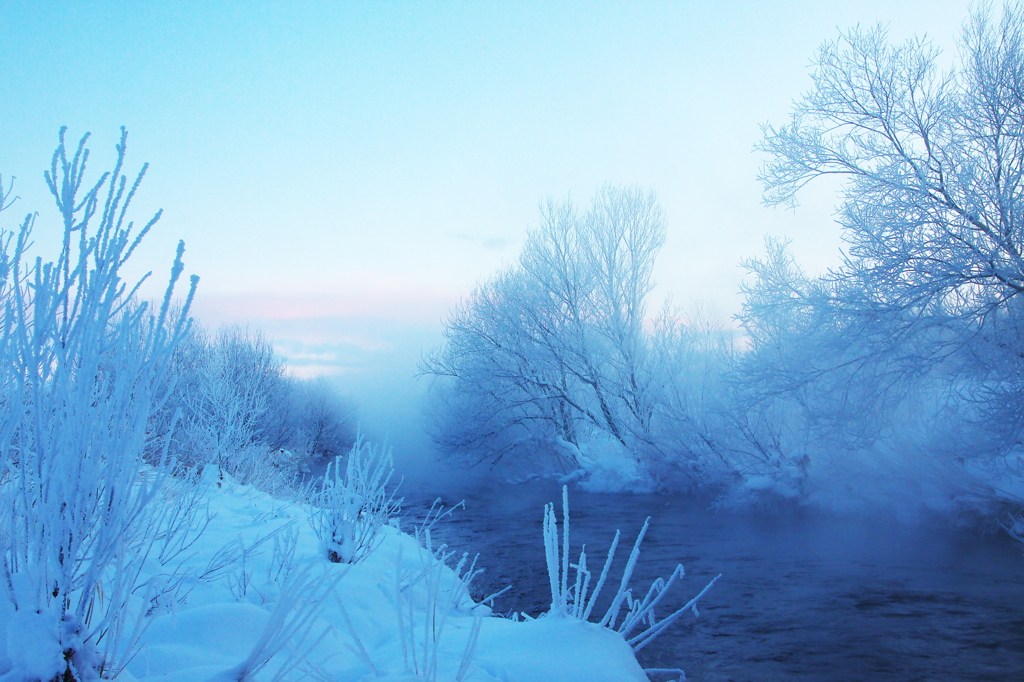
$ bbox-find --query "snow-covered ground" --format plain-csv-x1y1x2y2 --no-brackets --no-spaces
0,469,658,682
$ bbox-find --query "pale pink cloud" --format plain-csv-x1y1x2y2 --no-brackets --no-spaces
190,287,458,326
183,289,449,382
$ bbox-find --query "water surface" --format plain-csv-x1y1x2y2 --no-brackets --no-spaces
405,482,1024,681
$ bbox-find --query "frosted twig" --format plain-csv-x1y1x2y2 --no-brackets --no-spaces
541,486,718,656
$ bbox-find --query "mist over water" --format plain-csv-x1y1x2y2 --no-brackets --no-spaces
403,481,1024,681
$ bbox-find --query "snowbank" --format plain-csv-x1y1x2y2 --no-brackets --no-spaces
554,436,658,494
64,474,653,682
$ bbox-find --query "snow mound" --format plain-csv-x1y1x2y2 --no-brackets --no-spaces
557,436,658,494
111,475,653,682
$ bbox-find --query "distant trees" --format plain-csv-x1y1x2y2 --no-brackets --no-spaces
150,323,357,480
423,187,732,485
289,376,359,460
182,325,281,467
425,3,1024,509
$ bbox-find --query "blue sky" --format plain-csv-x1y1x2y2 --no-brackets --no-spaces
0,0,974,459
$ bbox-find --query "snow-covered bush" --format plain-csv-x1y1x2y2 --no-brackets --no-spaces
0,128,197,680
309,437,402,564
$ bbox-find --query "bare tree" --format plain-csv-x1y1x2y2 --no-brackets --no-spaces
749,2,1024,504
423,186,667,474
760,5,1024,324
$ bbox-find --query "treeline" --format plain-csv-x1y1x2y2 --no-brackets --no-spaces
150,322,357,482
423,3,1024,524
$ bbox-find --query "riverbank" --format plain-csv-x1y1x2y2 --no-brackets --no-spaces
0,472,656,681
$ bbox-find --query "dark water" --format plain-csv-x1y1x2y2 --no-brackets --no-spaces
403,481,1024,681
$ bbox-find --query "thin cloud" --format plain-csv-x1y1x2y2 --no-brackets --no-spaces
449,231,511,251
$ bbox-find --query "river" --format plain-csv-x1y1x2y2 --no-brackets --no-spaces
404,481,1024,681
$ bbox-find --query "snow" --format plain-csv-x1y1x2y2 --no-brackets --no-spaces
39,473,658,682
473,617,647,682
1,607,66,681
558,436,658,494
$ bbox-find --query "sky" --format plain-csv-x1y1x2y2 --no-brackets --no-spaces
0,0,976,467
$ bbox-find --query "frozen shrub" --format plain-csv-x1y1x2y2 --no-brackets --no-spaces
308,437,402,564
0,129,197,679
391,544,484,681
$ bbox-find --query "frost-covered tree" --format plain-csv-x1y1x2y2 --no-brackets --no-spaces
182,325,284,469
760,5,1024,325
640,303,745,484
424,187,680,478
749,2,1024,507
287,376,357,460
737,239,923,441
